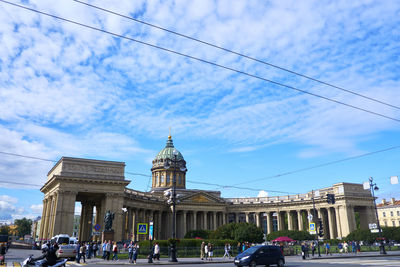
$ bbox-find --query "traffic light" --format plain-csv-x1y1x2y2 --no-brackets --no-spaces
327,193,335,204
318,219,324,237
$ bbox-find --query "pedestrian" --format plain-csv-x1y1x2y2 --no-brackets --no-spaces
128,241,134,263
237,242,241,255
200,241,205,260
338,242,343,254
352,241,356,253
301,243,306,260
102,240,107,259
112,241,118,260
154,242,160,261
208,243,213,261
343,241,348,253
0,244,6,265
76,242,81,263
87,242,93,259
80,242,86,263
356,242,361,253
132,243,139,264
223,243,231,259
325,243,331,256
93,242,98,257
106,240,112,260
311,242,316,257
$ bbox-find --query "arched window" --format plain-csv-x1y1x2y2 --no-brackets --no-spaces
166,173,170,184
178,174,182,185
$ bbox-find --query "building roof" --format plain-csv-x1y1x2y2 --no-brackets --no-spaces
154,135,184,161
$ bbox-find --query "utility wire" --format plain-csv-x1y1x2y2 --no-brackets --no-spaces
1,144,399,192
72,0,400,111
1,0,400,123
234,145,400,186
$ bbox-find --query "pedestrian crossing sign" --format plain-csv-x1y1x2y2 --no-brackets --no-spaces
309,222,316,234
137,223,148,234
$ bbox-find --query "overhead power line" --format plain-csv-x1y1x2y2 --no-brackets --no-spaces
72,0,400,111
234,145,400,186
1,0,400,123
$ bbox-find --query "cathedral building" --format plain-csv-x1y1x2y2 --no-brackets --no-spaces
39,135,376,242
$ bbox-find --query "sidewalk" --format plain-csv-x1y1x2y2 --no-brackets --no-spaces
304,250,400,260
88,257,234,265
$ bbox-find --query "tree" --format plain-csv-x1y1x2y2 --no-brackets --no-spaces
14,218,32,237
0,225,9,235
234,223,264,243
211,222,239,240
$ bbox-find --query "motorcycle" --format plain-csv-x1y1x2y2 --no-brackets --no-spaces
21,255,68,267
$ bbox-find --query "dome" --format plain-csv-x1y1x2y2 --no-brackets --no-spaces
154,135,184,161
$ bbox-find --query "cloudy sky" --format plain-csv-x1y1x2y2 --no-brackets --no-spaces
0,0,399,223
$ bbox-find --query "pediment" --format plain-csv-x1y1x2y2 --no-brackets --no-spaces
181,192,224,204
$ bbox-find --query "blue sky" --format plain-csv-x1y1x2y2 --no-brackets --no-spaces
0,0,400,223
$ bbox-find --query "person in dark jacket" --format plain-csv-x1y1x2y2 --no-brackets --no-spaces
31,243,59,267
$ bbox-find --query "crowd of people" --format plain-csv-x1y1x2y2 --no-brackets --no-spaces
301,240,363,259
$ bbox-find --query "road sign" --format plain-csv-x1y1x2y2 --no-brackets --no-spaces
369,223,377,229
149,221,154,240
92,231,100,235
94,224,101,231
137,223,148,234
371,229,380,233
309,222,316,231
307,214,313,221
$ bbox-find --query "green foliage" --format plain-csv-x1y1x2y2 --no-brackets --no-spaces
345,227,400,243
234,223,264,243
211,222,263,243
14,217,32,237
184,229,211,239
0,225,9,235
211,222,239,240
138,238,236,250
267,230,314,241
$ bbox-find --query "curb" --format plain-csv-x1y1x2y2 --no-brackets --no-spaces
307,252,400,260
87,259,233,265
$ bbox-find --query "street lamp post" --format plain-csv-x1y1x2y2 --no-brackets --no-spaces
263,213,268,244
369,177,386,255
311,190,321,257
164,149,186,262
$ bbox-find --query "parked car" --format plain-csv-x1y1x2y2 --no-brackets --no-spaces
50,234,76,260
234,245,285,267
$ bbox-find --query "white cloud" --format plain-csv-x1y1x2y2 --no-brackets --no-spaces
257,190,268,198
0,195,24,223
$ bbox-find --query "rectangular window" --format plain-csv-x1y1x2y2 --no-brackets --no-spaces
397,211,400,216
166,174,170,184
161,174,164,184
383,212,386,217
384,221,387,226
391,211,394,217
392,221,396,226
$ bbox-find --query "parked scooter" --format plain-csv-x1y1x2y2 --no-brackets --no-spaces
21,255,68,267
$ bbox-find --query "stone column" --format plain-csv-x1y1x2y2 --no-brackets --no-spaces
79,202,94,241
183,211,187,237
222,212,226,226
245,212,250,223
127,208,133,240
193,211,197,230
277,211,282,231
203,211,208,230
288,211,293,230
39,198,49,240
157,211,162,240
255,213,260,227
235,213,240,223
49,195,58,238
133,209,138,241
54,190,76,236
319,208,328,239
327,207,336,239
267,212,273,234
297,210,304,231
336,205,356,238
335,206,343,238
213,212,217,230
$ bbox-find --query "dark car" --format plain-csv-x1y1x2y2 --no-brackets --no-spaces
234,245,285,267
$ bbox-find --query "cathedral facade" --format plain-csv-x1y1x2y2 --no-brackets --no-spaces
39,136,376,242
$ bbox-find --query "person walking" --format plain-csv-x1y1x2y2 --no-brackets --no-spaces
106,240,112,260
132,243,139,264
200,241,205,260
112,242,118,260
223,243,231,259
237,242,241,255
208,243,213,261
101,240,107,259
338,242,343,254
75,242,81,263
153,242,160,261
343,241,349,253
93,242,98,257
80,242,86,263
311,242,316,257
204,243,209,261
128,241,134,263
301,243,306,260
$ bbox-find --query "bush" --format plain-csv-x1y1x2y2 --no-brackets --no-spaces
267,230,314,241
184,230,211,239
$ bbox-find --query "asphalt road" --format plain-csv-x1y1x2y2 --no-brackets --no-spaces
5,248,400,267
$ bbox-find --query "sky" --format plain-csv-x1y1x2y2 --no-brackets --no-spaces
0,0,399,224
